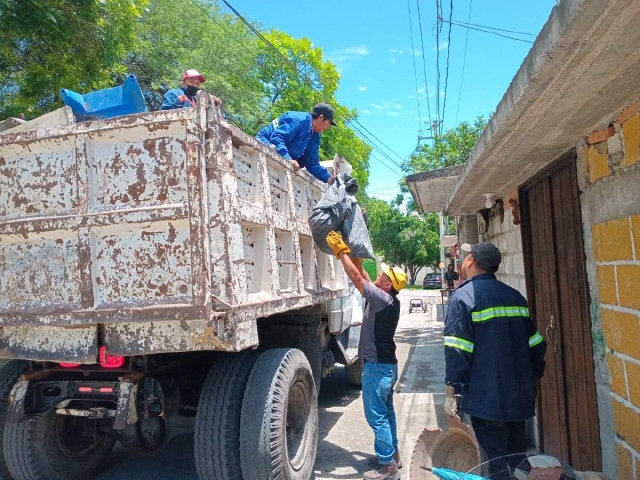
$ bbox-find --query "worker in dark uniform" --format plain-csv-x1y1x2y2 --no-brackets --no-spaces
161,69,206,110
326,231,406,480
256,103,337,184
443,242,547,464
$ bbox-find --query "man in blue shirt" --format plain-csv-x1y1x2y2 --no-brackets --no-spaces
161,69,206,110
443,242,546,466
256,103,338,184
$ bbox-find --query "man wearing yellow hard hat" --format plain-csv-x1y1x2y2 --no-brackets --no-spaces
326,231,407,480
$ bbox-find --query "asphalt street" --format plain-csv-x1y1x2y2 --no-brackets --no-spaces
96,288,448,480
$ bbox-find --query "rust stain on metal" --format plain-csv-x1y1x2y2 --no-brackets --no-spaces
0,94,351,359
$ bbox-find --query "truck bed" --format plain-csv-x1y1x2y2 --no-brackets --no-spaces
0,95,350,362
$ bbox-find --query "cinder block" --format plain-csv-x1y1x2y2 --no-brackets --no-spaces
585,144,611,183
506,231,517,253
519,278,528,298
626,361,640,408
592,218,634,262
612,399,640,452
505,255,513,275
515,230,522,252
622,113,640,168
632,215,640,260
606,353,627,399
513,253,525,275
615,443,634,480
617,265,640,311
597,265,618,306
601,308,640,358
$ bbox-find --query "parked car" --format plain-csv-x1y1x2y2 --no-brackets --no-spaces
423,273,442,289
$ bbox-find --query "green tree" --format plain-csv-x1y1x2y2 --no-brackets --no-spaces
126,0,264,122
0,0,147,119
366,198,440,285
405,116,487,173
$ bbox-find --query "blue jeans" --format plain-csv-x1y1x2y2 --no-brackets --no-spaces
362,362,398,465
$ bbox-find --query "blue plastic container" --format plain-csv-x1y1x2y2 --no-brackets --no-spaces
60,74,149,122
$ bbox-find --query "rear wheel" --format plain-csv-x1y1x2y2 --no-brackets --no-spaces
194,350,260,480
345,359,364,387
5,409,116,480
0,360,28,479
240,348,318,480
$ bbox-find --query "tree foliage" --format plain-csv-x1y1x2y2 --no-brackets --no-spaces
366,198,440,285
404,116,487,173
0,0,147,118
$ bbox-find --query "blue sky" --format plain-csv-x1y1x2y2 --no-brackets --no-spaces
224,0,557,202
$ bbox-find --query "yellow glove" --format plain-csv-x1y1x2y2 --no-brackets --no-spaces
326,231,351,258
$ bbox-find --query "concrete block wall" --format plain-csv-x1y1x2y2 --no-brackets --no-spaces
481,204,526,298
579,100,640,480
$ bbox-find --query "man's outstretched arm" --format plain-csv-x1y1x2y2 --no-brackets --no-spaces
326,231,367,295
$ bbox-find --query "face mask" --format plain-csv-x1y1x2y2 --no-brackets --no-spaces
186,85,200,97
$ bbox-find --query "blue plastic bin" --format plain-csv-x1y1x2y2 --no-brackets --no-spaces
60,74,149,122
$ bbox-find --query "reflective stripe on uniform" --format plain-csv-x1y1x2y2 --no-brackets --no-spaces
444,336,474,353
529,331,544,347
471,306,530,323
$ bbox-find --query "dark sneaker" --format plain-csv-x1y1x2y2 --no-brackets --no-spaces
363,461,399,480
367,451,403,469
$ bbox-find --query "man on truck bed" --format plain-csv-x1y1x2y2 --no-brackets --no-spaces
161,69,206,110
326,231,406,480
256,103,338,184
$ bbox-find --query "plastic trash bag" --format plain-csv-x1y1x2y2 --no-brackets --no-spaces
308,173,375,259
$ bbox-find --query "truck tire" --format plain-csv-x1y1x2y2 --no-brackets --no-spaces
194,350,260,480
0,360,28,479
345,359,364,387
5,410,116,480
240,348,318,480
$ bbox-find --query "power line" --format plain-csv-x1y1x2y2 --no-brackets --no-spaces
435,0,442,129
455,0,473,124
186,0,254,53
407,0,423,133
415,0,433,122
351,119,405,165
440,17,534,43
450,17,536,36
441,0,453,127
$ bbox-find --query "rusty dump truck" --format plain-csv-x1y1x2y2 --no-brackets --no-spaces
0,93,364,480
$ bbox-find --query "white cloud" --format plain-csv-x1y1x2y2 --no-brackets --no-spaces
417,87,426,95
440,90,445,97
369,103,383,110
387,112,401,117
388,58,397,65
362,110,373,115
367,102,403,117
358,86,368,91
329,45,370,71
436,41,449,51
413,50,422,57
389,49,405,54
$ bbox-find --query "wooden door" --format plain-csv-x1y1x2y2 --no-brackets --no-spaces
520,152,601,471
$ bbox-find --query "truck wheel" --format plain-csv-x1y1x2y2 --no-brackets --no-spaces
194,350,260,480
5,411,116,480
114,417,168,455
240,348,318,480
345,359,364,387
0,360,28,479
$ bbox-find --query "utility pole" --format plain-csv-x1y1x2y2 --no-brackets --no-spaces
417,120,441,146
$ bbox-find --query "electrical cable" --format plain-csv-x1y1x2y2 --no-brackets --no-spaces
455,0,473,124
186,0,254,53
407,0,423,132
441,0,453,127
440,17,534,43
415,0,433,122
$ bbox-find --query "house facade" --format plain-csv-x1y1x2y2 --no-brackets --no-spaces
406,0,640,478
